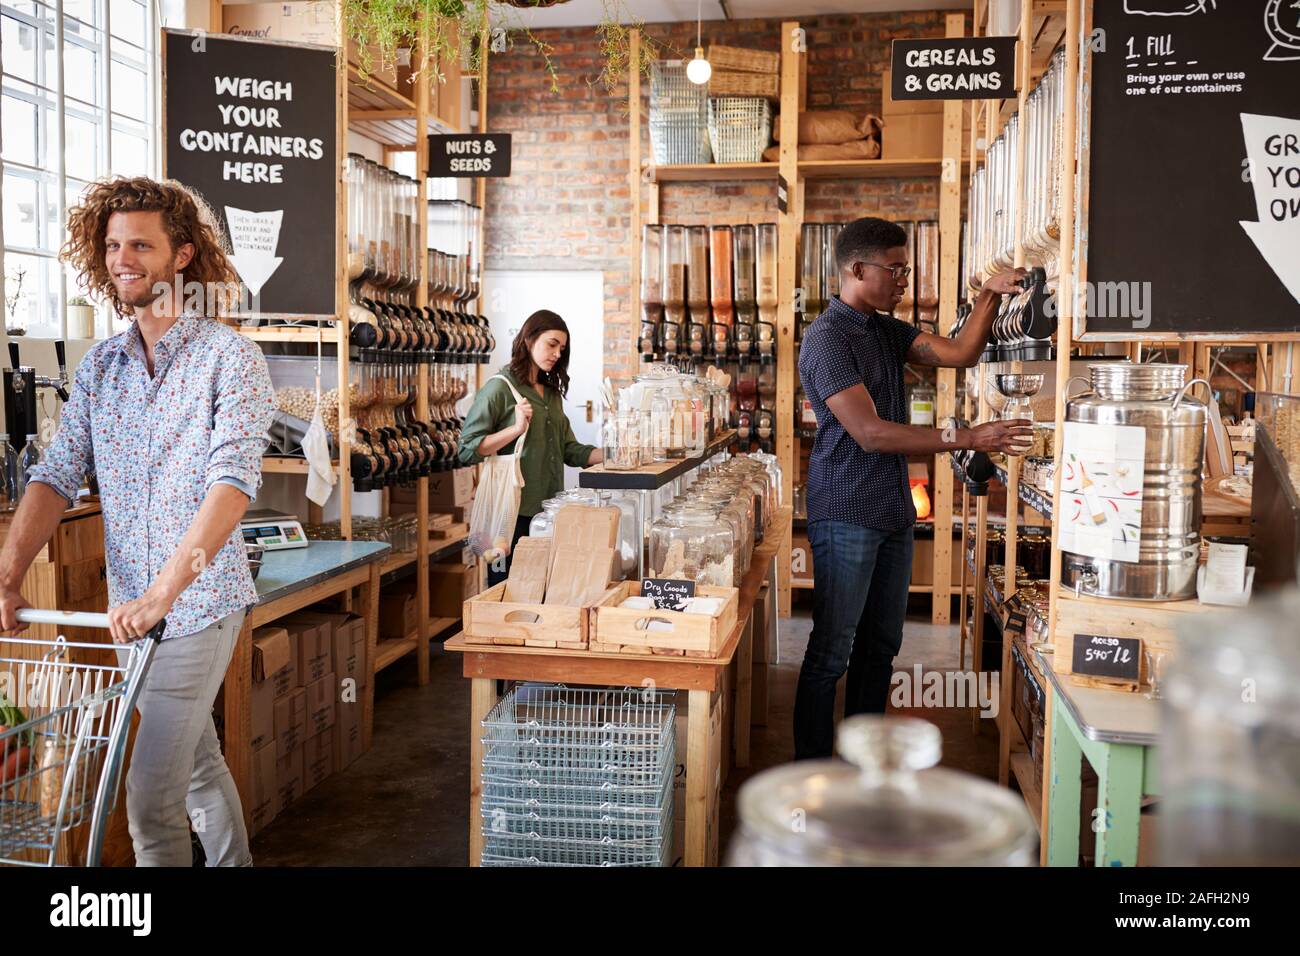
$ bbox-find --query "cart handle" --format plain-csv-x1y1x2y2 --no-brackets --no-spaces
15,608,166,642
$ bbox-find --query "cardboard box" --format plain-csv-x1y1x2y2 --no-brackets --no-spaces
306,671,337,736
429,468,474,508
274,687,308,758
275,746,304,815
302,729,334,794
430,558,479,617
222,1,336,47
249,742,278,837
290,610,367,692
252,625,297,700
881,112,944,161
250,677,276,752
282,618,332,684
333,698,364,772
378,580,417,641
882,69,945,116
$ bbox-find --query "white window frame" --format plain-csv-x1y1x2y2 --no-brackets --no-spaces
1,0,160,340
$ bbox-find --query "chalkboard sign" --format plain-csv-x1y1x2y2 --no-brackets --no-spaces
428,134,512,178
1005,608,1028,636
1072,633,1142,683
641,578,696,611
890,37,1017,100
162,30,336,316
1085,1,1300,336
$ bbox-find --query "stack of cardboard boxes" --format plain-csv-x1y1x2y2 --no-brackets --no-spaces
248,609,369,837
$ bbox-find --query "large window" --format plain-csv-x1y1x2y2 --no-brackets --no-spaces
2,0,157,339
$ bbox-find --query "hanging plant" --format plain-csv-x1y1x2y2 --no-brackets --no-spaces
341,0,658,96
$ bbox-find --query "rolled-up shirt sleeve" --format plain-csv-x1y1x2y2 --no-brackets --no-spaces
206,340,274,495
27,357,96,504
458,379,509,466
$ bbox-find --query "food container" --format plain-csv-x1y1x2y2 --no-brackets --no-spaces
462,581,622,649
649,510,736,587
729,716,1037,866
590,581,740,657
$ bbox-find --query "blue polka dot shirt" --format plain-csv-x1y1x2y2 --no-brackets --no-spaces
798,296,921,532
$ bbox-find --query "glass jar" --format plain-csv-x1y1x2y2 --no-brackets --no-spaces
602,407,643,471
649,511,735,587
728,716,1037,866
649,392,672,463
673,494,747,582
528,498,566,538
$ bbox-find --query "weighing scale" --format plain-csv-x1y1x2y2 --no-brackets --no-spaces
240,510,309,550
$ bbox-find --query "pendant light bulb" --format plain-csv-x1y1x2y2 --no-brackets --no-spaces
687,47,712,85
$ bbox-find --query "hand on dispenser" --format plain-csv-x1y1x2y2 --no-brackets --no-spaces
966,419,1034,455
982,269,1028,296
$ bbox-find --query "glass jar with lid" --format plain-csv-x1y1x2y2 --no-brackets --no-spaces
728,716,1037,866
649,510,735,587
527,497,566,538
602,404,643,471
669,496,747,583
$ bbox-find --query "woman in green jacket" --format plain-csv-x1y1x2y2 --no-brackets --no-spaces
459,309,602,585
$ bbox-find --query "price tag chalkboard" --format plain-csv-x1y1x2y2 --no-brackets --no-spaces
1085,1,1300,336
1005,609,1028,636
890,37,1017,100
428,134,512,178
641,578,695,611
1072,633,1142,683
162,30,336,316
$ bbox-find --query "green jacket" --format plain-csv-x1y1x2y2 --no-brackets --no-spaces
458,367,596,517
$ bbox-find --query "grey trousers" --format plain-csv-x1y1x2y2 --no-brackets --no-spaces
117,609,251,867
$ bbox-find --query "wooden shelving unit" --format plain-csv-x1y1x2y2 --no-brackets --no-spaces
626,16,968,625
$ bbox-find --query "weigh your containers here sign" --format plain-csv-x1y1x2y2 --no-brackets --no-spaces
162,29,336,316
1085,0,1300,335
889,36,1017,100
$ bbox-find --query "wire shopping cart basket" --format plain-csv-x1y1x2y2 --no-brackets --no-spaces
0,609,163,867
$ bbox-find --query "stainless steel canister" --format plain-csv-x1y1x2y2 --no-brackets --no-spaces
1061,363,1208,601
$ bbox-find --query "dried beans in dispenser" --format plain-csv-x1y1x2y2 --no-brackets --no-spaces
641,225,664,361
709,226,734,360
686,225,711,365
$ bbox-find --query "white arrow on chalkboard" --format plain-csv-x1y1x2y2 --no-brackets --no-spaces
224,206,284,297
1239,113,1300,305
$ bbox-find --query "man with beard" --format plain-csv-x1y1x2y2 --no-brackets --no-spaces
0,177,274,866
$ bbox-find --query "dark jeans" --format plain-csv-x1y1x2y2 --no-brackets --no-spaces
794,520,914,760
485,515,533,589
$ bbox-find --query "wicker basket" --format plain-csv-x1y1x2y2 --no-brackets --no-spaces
708,69,780,100
649,61,712,165
706,45,779,75
707,97,774,164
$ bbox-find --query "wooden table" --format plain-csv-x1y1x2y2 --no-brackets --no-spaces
223,541,391,828
446,509,791,867
1037,649,1160,867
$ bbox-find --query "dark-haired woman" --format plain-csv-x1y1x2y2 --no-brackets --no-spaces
459,309,603,586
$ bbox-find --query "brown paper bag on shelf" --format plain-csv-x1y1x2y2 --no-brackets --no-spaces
762,138,881,163
552,505,621,552
504,537,552,604
773,111,883,145
545,546,617,607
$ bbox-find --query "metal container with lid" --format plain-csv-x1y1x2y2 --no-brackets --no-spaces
729,716,1037,866
1061,363,1209,601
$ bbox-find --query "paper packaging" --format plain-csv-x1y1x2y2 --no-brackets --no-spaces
545,546,617,606
274,687,308,758
430,558,479,617
306,672,337,736
281,618,332,685
378,581,416,641
334,698,364,771
1205,541,1248,593
302,729,334,794
504,536,551,604
289,610,366,691
429,468,474,508
249,742,278,837
275,746,304,815
251,626,291,750
221,1,337,46
552,505,621,552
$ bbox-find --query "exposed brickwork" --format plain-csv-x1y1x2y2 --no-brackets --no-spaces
485,11,949,380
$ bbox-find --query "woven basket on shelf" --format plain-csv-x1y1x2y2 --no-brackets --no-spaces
708,69,780,100
707,97,774,164
706,44,780,75
649,61,712,164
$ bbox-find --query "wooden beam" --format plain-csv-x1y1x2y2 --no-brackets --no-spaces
415,23,432,688
629,29,643,381
335,5,353,538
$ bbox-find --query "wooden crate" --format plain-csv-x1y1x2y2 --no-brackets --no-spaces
708,70,779,100
462,581,619,649
590,581,739,658
706,45,780,75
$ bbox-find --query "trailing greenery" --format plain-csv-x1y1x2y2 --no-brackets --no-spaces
340,0,657,96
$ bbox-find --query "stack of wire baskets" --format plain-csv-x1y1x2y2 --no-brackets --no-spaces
479,683,676,867
707,97,774,164
649,61,712,165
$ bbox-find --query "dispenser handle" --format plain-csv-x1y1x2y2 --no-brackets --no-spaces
7,342,18,370
1062,375,1091,403
1171,377,1212,412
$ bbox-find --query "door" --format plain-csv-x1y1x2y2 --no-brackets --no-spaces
483,270,604,488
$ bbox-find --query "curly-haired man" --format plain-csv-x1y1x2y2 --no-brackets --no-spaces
0,177,274,866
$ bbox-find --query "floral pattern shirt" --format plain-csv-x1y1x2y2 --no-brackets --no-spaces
28,314,274,638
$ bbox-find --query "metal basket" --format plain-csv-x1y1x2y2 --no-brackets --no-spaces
479,683,676,867
708,97,773,164
649,61,712,165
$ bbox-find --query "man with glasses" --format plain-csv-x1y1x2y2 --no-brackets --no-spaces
794,217,1031,759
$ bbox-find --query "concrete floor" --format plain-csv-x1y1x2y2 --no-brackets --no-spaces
250,597,999,866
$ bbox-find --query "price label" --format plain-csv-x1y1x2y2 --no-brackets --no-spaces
640,578,696,611
1072,633,1142,683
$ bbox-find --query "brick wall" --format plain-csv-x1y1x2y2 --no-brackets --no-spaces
485,10,950,381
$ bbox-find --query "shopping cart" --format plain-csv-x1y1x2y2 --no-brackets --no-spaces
0,609,164,867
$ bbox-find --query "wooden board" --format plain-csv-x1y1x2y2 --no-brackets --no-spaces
462,581,619,648
589,582,739,657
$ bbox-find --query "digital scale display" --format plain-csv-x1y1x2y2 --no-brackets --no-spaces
240,511,309,550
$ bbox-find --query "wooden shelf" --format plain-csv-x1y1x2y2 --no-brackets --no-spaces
579,430,737,491
1010,751,1044,832
792,577,814,590
425,616,460,642
643,162,778,183
378,550,418,576
799,158,961,180
263,456,326,475
373,636,418,673
236,323,340,343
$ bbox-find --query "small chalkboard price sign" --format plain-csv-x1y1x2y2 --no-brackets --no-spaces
1072,633,1142,683
890,37,1017,101
641,578,696,611
1004,608,1029,637
428,134,512,178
